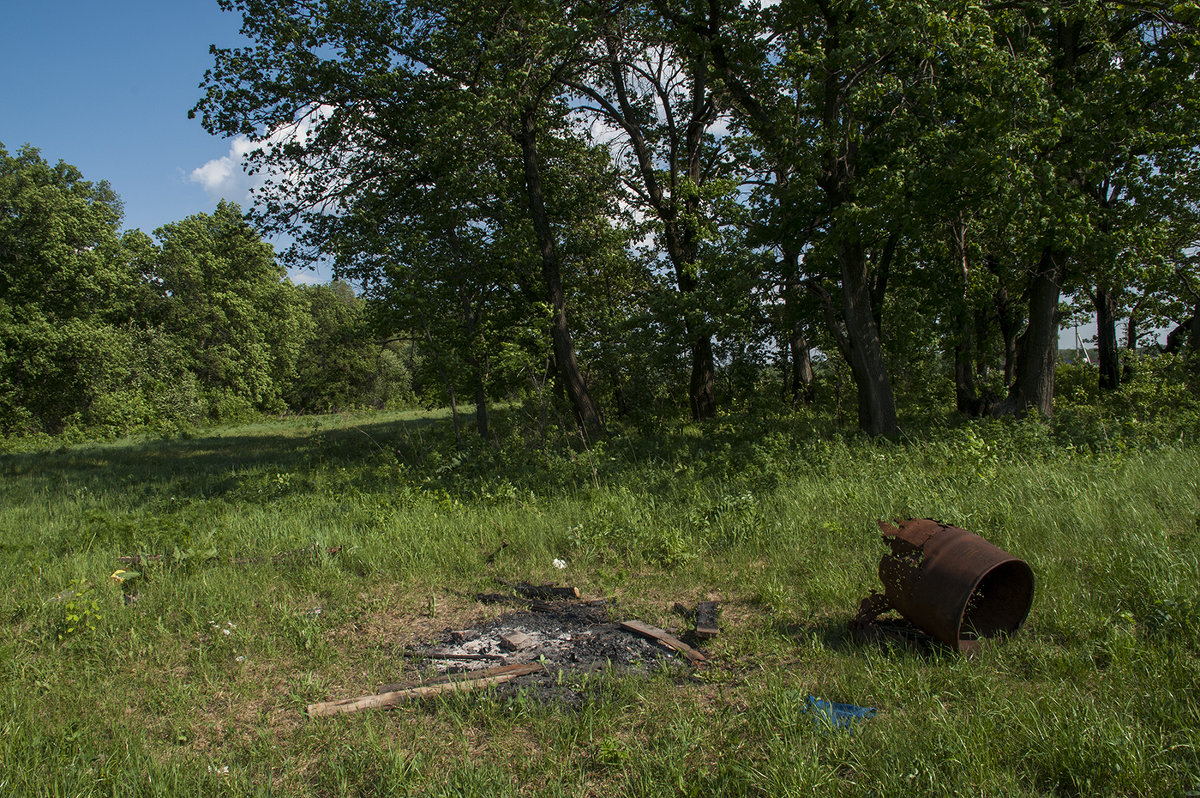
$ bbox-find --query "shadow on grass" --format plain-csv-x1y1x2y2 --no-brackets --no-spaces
0,405,839,507
775,614,947,660
0,412,450,505
0,401,1024,521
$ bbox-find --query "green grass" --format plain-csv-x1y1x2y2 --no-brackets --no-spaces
1,406,1198,796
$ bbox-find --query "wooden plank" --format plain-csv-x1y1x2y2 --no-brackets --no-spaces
309,663,544,718
375,657,499,693
375,674,427,694
695,601,720,639
619,619,707,665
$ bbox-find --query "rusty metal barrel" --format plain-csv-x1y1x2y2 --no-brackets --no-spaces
877,519,1034,652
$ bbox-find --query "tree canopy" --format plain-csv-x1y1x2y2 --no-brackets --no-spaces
0,145,409,436
6,0,1200,440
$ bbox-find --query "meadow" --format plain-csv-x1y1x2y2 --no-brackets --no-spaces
1,403,1198,796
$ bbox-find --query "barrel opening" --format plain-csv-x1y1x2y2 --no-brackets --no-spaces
961,560,1035,640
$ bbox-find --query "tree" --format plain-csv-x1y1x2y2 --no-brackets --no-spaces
983,2,1200,413
192,0,616,435
567,10,749,420
0,143,144,434
151,201,309,416
287,281,380,413
668,0,1000,434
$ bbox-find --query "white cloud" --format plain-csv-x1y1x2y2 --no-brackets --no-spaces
189,105,337,204
190,135,259,202
286,268,325,286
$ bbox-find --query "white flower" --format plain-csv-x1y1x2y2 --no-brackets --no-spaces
553,558,567,570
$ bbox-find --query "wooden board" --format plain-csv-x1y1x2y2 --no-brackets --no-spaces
618,619,707,665
309,662,544,718
695,601,720,639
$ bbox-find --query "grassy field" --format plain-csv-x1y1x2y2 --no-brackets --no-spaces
1,407,1198,796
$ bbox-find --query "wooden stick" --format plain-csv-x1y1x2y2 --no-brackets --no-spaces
619,620,707,665
307,663,544,718
695,601,720,639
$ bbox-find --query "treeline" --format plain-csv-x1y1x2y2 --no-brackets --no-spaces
184,0,1200,437
0,144,413,437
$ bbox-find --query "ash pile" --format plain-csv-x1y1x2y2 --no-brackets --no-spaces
307,589,716,717
415,600,672,677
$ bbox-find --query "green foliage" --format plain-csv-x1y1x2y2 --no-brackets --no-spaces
284,281,387,412
1053,354,1200,449
152,200,310,414
9,2,1200,441
42,579,105,643
1,146,420,439
0,143,142,435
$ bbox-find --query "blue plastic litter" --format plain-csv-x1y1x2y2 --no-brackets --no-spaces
806,695,876,731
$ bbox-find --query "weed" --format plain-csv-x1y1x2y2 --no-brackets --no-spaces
43,579,105,642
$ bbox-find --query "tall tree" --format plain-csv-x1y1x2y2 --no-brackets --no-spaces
192,0,614,435
152,201,309,414
287,281,380,413
568,10,746,420
987,2,1200,413
666,0,989,434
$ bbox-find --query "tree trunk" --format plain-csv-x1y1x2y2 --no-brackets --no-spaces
473,364,489,438
1123,306,1139,382
790,322,814,405
1094,285,1120,391
782,247,814,405
994,248,1061,417
838,239,899,436
517,105,603,436
995,283,1019,387
974,305,992,382
420,313,462,450
951,217,983,415
1189,298,1200,379
954,306,983,416
689,335,716,420
1191,299,1200,357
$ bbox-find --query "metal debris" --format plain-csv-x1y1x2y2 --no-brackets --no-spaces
853,519,1035,653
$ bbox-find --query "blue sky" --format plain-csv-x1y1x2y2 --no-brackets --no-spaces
0,1,326,282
